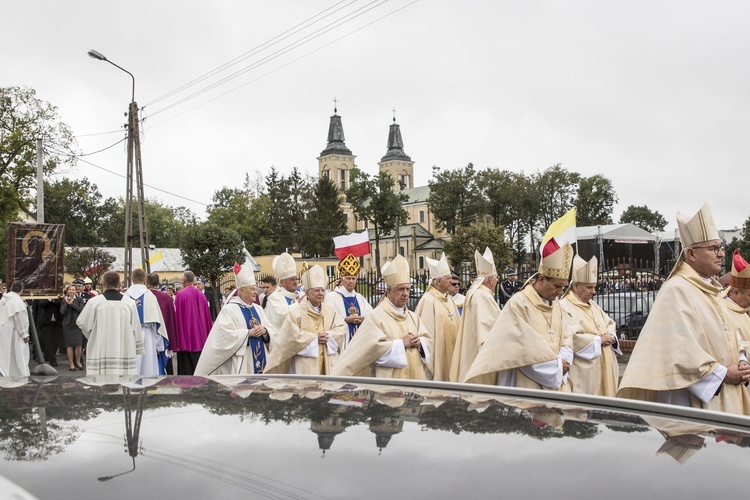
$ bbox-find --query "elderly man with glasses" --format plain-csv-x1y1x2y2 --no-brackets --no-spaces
618,203,750,415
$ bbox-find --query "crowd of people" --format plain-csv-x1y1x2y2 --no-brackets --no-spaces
2,202,750,416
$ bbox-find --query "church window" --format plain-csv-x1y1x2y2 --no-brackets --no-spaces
418,256,425,269
340,169,347,190
419,210,425,223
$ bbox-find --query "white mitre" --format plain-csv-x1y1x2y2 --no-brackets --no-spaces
677,202,719,247
571,255,597,284
382,255,410,288
426,252,451,280
301,264,327,290
234,261,256,289
474,247,497,279
272,252,297,280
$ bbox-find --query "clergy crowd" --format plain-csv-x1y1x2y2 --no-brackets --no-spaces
2,202,750,416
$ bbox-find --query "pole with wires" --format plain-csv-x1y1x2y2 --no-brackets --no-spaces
88,50,150,282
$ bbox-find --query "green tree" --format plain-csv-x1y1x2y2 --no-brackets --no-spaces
533,164,580,230
180,221,242,311
65,246,116,287
346,168,408,275
0,86,77,222
427,163,482,234
619,205,668,232
575,174,618,226
98,197,194,247
302,176,346,256
42,178,103,246
475,169,530,263
442,226,510,271
265,167,295,253
206,185,275,256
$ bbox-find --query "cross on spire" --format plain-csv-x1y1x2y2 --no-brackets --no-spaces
333,97,338,113
392,107,396,123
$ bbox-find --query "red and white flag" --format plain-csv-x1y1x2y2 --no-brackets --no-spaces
333,231,371,258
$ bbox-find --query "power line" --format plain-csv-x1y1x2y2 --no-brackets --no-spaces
146,0,388,118
146,0,418,129
74,137,127,157
144,0,354,108
75,129,125,138
70,156,209,207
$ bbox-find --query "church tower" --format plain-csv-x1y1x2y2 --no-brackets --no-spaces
378,114,414,190
318,105,356,192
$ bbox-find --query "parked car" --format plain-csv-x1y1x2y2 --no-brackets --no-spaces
594,291,657,339
1,374,749,499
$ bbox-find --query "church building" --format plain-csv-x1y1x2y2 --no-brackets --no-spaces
317,107,447,273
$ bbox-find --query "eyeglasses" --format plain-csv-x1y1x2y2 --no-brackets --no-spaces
450,283,460,287
691,244,725,255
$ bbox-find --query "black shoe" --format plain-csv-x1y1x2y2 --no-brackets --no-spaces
49,359,58,367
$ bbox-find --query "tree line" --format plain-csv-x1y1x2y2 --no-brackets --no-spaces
3,85,750,282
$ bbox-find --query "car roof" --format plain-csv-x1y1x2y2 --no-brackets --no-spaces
1,375,749,499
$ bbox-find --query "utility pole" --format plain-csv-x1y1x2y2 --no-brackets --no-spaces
89,50,150,284
36,138,44,223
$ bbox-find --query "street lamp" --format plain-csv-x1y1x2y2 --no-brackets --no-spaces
88,49,150,283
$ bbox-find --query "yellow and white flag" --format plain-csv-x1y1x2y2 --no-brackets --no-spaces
539,208,576,259
140,250,165,272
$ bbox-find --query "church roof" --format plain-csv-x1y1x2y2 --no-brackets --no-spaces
320,110,353,157
399,185,431,204
380,120,411,162
370,223,434,240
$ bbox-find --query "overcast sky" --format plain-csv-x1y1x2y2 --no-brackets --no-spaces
3,0,749,232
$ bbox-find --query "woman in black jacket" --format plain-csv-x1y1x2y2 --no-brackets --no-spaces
60,284,85,370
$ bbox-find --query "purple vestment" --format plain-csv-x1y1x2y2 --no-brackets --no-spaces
174,285,213,352
151,288,178,351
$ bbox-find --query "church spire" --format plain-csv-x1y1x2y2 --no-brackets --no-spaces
320,101,352,157
380,110,411,162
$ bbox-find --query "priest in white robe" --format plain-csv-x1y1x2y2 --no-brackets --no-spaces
195,260,275,376
560,255,621,397
265,265,346,375
77,271,144,375
333,255,432,380
0,280,30,377
126,268,168,376
450,248,501,382
464,241,578,390
264,252,300,330
325,253,373,349
618,203,750,415
415,252,460,381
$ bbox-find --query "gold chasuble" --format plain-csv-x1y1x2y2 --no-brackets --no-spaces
617,262,750,415
560,292,619,397
415,285,460,381
464,285,576,391
449,284,500,382
724,299,750,350
332,300,432,380
264,298,346,375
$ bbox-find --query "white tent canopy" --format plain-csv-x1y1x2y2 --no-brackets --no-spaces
576,224,656,244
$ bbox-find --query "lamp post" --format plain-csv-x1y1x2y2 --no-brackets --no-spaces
88,49,151,284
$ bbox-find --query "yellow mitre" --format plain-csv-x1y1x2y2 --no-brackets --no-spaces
539,242,573,280
337,254,361,277
272,252,297,280
382,255,410,288
571,255,597,284
301,264,327,290
677,202,719,247
730,249,750,289
474,247,497,279
426,252,451,280
234,262,256,289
